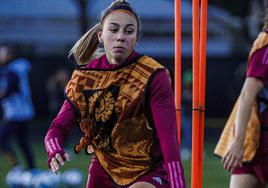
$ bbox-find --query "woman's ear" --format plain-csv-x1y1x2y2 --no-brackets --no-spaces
97,31,103,43
136,33,140,43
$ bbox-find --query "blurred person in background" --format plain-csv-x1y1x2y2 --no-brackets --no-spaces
46,68,70,118
222,2,268,187
0,44,35,170
181,69,192,160
44,0,186,188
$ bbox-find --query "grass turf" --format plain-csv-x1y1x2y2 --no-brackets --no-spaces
0,140,230,188
0,118,230,187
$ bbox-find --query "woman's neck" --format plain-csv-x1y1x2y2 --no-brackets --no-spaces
109,57,124,65
106,51,136,65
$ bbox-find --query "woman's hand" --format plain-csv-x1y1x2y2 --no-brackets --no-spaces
50,152,70,175
222,138,244,171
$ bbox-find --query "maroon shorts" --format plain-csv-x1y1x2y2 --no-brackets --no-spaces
86,156,170,188
232,151,268,184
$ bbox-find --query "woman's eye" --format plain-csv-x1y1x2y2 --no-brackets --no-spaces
125,30,134,34
109,28,118,33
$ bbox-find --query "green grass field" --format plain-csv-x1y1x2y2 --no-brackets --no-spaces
0,142,230,187
0,119,230,188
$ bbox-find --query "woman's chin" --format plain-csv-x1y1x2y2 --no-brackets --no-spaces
113,54,126,63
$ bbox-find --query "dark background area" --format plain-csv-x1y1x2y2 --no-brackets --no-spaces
0,0,264,119
0,1,263,187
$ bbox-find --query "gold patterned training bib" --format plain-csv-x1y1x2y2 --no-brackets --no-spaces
65,55,164,185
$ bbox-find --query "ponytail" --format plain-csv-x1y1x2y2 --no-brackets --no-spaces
69,23,101,65
263,0,268,29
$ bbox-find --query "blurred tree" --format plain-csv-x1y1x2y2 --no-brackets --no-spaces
209,0,267,49
209,0,251,18
73,0,89,34
208,0,251,43
247,0,265,38
209,0,265,40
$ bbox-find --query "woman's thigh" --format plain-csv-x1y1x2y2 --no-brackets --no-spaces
86,157,118,188
87,157,170,188
129,182,156,188
129,163,170,188
230,174,265,188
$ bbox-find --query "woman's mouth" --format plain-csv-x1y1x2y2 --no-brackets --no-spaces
113,46,125,49
113,46,125,53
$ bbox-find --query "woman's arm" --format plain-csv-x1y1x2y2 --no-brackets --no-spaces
149,69,186,188
44,100,77,174
222,77,263,171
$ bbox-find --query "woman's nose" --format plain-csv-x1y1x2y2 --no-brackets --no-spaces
116,32,125,42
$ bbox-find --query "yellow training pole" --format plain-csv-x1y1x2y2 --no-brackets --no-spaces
175,0,182,143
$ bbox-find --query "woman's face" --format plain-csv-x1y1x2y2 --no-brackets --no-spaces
99,11,138,64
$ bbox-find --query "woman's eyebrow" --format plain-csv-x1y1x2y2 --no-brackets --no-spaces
109,22,120,27
109,23,135,28
125,24,135,28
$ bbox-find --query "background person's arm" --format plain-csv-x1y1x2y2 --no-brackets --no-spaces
222,77,263,171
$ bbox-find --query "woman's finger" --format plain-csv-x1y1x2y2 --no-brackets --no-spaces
223,153,234,171
222,153,228,164
55,153,64,166
223,154,230,170
222,151,230,167
50,160,58,175
64,152,71,162
232,158,239,171
51,157,60,174
226,155,236,171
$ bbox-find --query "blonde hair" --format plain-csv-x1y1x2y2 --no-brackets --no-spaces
69,23,101,65
69,0,140,65
264,0,268,29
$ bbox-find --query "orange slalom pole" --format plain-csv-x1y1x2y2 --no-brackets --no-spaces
191,0,201,187
197,0,208,186
175,0,182,143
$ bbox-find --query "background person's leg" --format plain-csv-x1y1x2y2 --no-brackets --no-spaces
0,121,18,167
15,121,35,169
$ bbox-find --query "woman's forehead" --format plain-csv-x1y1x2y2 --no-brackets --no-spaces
103,11,138,27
